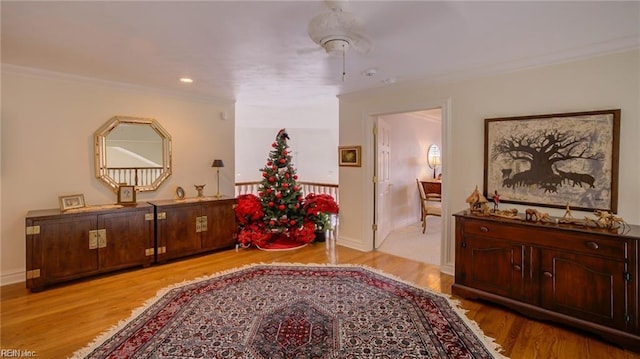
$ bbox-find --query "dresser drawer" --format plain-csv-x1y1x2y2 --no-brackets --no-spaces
461,218,628,259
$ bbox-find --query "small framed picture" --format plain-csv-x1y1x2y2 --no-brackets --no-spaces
339,145,362,167
117,184,136,205
59,194,86,212
176,186,185,200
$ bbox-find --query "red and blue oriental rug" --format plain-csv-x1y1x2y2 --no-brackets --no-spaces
72,264,506,358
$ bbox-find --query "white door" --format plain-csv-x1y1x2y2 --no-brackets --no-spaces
375,117,392,248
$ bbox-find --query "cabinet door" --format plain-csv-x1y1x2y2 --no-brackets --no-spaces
457,235,527,301
539,249,629,330
201,201,237,250
157,204,202,260
29,214,98,287
98,209,153,269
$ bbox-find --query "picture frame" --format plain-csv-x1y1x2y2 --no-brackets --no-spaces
338,145,362,167
484,109,620,212
59,194,86,212
176,186,185,200
117,184,136,205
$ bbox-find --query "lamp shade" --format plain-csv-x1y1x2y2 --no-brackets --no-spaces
211,159,224,168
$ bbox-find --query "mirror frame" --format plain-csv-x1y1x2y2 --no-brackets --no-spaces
94,116,172,192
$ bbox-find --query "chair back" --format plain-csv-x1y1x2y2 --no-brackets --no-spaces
416,179,428,206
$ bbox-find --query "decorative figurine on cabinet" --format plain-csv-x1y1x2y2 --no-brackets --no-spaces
195,184,206,197
525,208,551,222
492,190,500,212
466,186,489,215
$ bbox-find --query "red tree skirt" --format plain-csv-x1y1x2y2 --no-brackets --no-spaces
256,236,308,251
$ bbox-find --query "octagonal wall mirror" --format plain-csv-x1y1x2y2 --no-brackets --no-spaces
95,116,172,192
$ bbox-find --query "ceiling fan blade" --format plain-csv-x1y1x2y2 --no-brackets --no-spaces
296,46,324,55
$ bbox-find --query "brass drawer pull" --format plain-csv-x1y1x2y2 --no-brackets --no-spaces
480,226,489,232
513,264,521,271
586,241,599,250
543,271,553,278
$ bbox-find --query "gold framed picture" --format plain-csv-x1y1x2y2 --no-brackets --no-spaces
59,194,86,212
338,145,361,167
117,184,136,205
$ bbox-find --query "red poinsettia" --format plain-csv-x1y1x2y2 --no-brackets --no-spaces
304,193,339,231
237,223,272,248
288,220,316,244
234,194,264,225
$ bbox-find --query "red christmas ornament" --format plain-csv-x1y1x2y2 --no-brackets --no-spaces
282,150,288,155
262,172,268,178
272,165,277,170
271,142,276,147
279,158,286,164
290,220,296,226
268,201,274,207
276,193,282,198
293,175,298,180
269,176,275,183
282,183,289,189
267,161,272,166
285,173,290,178
270,220,276,226
298,196,303,201
293,185,299,191
278,204,286,210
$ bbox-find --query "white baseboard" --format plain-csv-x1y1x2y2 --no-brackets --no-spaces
1,270,25,286
440,263,454,276
393,217,418,230
336,235,370,252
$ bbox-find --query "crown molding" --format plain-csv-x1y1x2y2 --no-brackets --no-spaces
1,63,235,106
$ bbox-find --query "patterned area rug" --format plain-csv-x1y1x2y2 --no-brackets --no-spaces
72,264,507,358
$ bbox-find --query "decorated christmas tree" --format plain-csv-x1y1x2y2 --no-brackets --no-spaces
258,129,306,232
235,129,337,249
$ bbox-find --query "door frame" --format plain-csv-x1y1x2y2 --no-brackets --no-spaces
365,98,454,274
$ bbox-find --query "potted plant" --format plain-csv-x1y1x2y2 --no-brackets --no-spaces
303,193,339,241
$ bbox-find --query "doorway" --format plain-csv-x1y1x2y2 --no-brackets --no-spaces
373,108,443,266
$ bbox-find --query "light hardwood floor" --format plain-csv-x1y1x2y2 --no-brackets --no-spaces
1,242,639,358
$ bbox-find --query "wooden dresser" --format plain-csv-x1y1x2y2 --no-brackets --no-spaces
25,204,155,291
25,197,238,291
453,211,640,350
149,197,237,263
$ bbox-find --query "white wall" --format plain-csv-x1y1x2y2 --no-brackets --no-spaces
235,103,338,183
338,50,640,274
1,66,236,284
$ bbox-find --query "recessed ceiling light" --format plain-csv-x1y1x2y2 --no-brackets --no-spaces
179,77,193,83
362,68,377,77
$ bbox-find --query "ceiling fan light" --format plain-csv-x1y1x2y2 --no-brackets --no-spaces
323,38,350,55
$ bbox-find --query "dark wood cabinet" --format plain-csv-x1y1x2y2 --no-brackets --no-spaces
25,204,155,291
149,197,237,262
453,211,640,350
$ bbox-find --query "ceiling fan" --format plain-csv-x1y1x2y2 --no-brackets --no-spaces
306,1,372,81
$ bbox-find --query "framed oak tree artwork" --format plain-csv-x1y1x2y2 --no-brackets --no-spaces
484,109,620,212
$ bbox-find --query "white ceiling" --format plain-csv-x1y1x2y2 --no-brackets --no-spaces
2,1,639,106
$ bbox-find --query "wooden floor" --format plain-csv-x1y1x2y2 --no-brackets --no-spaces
2,242,640,358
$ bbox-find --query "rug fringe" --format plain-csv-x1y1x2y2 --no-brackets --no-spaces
69,262,508,359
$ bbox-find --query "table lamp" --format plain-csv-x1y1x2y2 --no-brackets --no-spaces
211,159,224,198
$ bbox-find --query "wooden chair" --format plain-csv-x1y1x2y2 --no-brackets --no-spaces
416,179,441,233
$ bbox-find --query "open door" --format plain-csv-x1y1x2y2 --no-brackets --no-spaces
374,117,392,249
